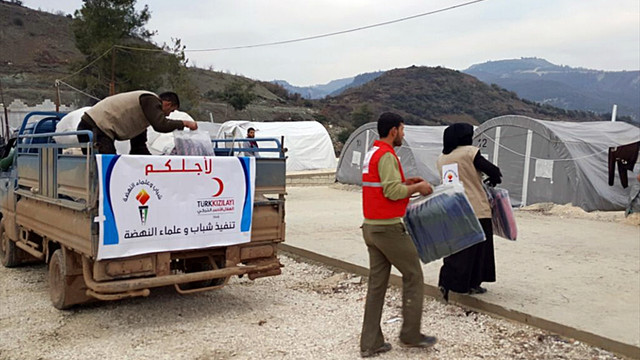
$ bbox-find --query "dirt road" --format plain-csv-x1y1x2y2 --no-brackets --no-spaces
0,255,621,359
284,185,640,351
1,184,636,359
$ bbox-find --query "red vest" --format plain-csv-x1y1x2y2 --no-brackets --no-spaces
362,140,409,219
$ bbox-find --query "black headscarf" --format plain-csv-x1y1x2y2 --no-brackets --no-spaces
442,123,474,154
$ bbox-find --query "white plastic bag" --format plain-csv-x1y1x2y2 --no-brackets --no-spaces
173,130,214,156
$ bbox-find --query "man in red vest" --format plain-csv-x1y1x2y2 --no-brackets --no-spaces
360,112,436,357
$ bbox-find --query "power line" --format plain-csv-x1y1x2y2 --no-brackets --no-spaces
114,44,164,52
55,80,102,101
57,47,113,82
119,0,490,53
53,0,489,81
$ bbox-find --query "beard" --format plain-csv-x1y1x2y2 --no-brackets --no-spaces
392,133,403,147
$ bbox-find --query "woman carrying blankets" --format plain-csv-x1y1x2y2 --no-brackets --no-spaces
436,123,502,301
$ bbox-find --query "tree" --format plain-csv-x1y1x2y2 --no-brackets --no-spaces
219,81,257,111
163,38,199,111
259,81,289,100
337,128,352,144
71,0,193,102
351,104,374,128
73,0,155,54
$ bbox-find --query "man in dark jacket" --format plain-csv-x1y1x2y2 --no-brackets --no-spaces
77,91,198,154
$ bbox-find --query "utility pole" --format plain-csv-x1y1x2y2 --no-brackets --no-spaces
55,80,61,112
110,47,116,96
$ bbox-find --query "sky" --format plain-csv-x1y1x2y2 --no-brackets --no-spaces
22,0,640,87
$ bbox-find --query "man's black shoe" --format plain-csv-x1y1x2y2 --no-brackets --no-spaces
400,334,438,348
361,342,392,358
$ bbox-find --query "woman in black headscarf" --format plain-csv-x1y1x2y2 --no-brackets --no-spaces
436,123,502,301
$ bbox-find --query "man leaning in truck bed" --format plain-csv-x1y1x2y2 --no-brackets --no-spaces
76,90,198,154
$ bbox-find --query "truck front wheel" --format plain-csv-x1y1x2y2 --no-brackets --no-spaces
0,222,19,268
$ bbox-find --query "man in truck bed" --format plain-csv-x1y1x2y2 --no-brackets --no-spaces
76,91,198,154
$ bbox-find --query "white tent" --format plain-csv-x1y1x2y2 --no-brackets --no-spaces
336,122,447,185
216,120,336,172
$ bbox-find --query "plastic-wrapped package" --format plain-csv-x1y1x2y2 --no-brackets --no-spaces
486,187,518,240
404,183,485,264
173,130,214,156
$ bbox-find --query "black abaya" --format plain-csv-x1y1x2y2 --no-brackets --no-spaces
438,218,495,293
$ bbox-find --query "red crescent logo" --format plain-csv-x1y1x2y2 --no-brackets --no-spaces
212,177,224,197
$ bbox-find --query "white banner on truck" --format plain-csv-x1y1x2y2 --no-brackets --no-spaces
96,155,255,260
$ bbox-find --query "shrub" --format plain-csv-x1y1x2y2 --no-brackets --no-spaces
337,129,352,144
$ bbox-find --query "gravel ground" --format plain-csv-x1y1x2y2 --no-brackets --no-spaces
0,254,621,360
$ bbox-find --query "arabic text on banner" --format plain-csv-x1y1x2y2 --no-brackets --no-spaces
96,155,255,260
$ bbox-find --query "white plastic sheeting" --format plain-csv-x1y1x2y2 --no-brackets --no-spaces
54,106,91,144
167,110,194,121
216,120,336,172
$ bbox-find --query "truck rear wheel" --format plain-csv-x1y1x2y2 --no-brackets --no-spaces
49,249,92,310
181,257,226,290
0,222,19,268
49,249,71,309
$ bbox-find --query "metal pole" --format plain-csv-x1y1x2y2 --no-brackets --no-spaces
521,130,533,207
0,79,8,141
55,81,61,112
611,104,617,122
492,127,501,164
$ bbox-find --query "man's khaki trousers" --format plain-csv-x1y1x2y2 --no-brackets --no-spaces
360,222,424,351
